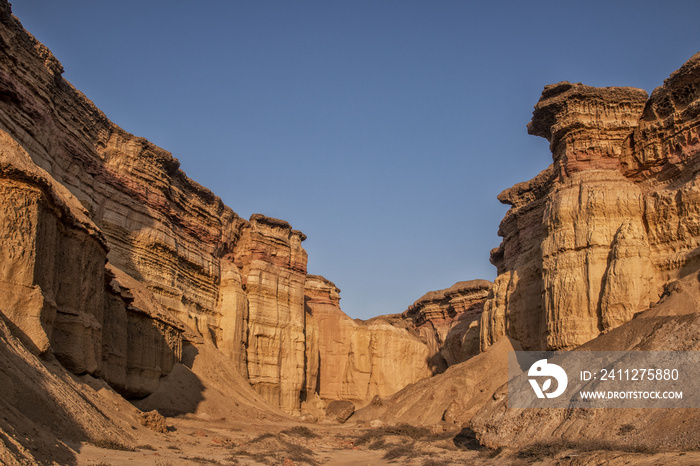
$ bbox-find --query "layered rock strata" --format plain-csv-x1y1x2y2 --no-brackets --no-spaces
0,129,184,396
402,280,491,373
233,215,309,412
0,1,439,415
103,265,185,397
0,2,312,410
482,53,700,351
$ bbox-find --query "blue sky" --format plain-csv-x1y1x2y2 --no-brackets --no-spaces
11,1,700,319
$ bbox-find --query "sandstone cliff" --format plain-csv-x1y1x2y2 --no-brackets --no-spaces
0,127,184,397
482,52,700,351
233,215,309,412
401,280,491,373
299,277,495,407
0,0,441,417
304,275,432,406
0,0,312,411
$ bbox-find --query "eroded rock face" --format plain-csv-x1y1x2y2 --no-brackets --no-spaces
482,53,700,351
234,215,308,413
541,171,654,349
103,265,185,397
0,128,184,397
527,82,649,175
302,276,488,409
0,130,106,361
0,3,315,409
304,275,432,406
0,2,437,414
402,280,491,373
621,52,700,181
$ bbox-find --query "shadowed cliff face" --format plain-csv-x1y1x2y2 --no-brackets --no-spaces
482,53,700,351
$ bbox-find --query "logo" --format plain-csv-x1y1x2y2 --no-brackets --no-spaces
527,359,568,399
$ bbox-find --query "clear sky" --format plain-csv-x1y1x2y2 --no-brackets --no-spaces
10,1,700,319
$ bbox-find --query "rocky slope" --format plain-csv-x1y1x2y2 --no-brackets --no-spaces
481,51,700,351
472,271,700,452
0,314,156,465
353,336,520,427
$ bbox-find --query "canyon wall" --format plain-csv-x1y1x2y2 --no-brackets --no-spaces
0,1,319,412
0,1,447,415
481,52,700,351
304,275,432,405
401,280,491,373
302,277,492,407
4,2,698,448
0,128,184,397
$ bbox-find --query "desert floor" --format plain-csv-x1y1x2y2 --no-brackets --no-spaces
74,414,700,466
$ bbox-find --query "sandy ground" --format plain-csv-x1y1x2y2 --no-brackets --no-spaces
73,414,700,466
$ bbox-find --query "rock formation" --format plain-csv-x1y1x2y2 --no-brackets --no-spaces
482,52,700,351
296,278,492,408
0,1,438,417
0,127,184,397
471,271,700,452
3,1,699,461
0,0,321,413
401,280,491,373
353,271,700,453
233,215,309,412
304,275,432,406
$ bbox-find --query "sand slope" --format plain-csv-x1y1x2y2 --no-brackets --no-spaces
0,317,152,465
134,337,286,421
354,336,522,426
470,271,700,451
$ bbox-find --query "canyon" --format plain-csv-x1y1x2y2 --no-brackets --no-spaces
0,1,699,464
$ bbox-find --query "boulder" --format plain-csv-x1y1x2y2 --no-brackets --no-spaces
326,400,355,423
